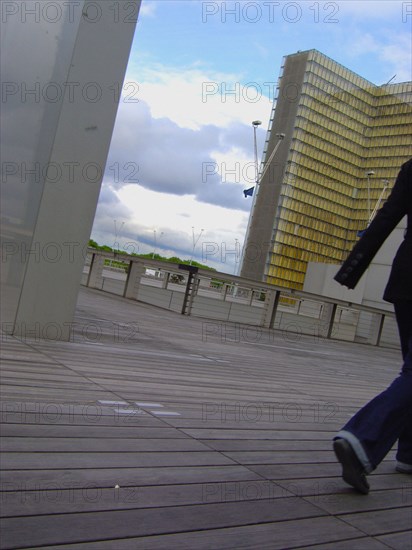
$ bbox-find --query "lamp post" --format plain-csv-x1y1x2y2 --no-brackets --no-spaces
366,170,375,223
368,179,389,225
258,133,286,184
239,121,262,275
113,219,124,253
234,238,240,275
190,227,204,265
252,120,262,185
112,219,124,265
240,122,285,276
152,230,164,259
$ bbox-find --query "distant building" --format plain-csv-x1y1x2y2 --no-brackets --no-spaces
241,49,412,297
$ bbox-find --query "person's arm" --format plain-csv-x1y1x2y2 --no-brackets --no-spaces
334,160,411,289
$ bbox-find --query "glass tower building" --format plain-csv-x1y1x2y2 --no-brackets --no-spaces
241,49,412,289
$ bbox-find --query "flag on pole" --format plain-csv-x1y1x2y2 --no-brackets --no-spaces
243,186,254,198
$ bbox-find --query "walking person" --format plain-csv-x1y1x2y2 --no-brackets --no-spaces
333,158,412,494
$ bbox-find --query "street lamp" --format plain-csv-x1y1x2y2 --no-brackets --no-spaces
258,133,285,185
190,227,204,265
368,179,389,225
113,219,125,252
252,120,262,185
366,170,375,222
234,238,240,275
112,219,125,265
152,230,164,259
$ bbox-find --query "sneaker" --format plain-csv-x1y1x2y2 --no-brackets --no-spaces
396,461,412,474
333,438,370,495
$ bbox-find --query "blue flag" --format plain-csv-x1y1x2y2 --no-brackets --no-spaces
243,186,254,198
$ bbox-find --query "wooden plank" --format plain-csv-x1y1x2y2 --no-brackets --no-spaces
275,473,409,497
201,439,331,451
0,379,99,390
164,419,342,430
219,450,335,464
0,498,329,548
339,508,412,535
0,387,121,401
248,463,351,479
304,488,411,514
1,412,165,427
295,538,391,549
376,531,412,550
0,362,71,372
0,480,289,518
1,451,235,469
1,437,207,453
180,428,334,440
0,424,188,439
0,465,262,489
18,517,369,550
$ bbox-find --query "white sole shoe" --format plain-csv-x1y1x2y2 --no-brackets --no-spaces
396,461,412,474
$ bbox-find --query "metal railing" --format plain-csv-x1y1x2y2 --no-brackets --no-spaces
81,249,399,350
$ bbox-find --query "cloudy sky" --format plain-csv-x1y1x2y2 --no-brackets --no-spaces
91,0,411,273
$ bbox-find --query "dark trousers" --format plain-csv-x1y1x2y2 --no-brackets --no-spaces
337,300,412,470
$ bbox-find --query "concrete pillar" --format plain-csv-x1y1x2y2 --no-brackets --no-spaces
262,289,280,328
319,302,338,339
87,253,105,289
124,261,145,300
1,1,140,340
162,272,170,289
365,312,385,346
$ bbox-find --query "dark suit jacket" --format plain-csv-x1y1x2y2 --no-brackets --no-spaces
334,158,412,303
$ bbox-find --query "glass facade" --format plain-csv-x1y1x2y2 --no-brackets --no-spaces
243,50,412,290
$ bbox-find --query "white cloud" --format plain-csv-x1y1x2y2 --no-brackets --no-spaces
92,183,249,272
380,34,412,82
103,59,272,213
138,1,157,18
117,184,248,236
346,30,412,83
104,98,256,210
210,146,258,186
346,32,379,57
125,64,273,130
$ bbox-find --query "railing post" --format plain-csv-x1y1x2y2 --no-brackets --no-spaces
269,290,281,329
179,264,199,315
162,272,170,289
326,303,338,339
123,260,145,300
80,249,400,352
364,311,385,346
261,289,280,328
375,313,385,347
87,253,105,289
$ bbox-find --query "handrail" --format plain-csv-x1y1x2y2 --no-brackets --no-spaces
83,248,398,350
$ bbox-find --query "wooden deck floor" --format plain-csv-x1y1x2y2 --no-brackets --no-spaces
1,286,411,549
